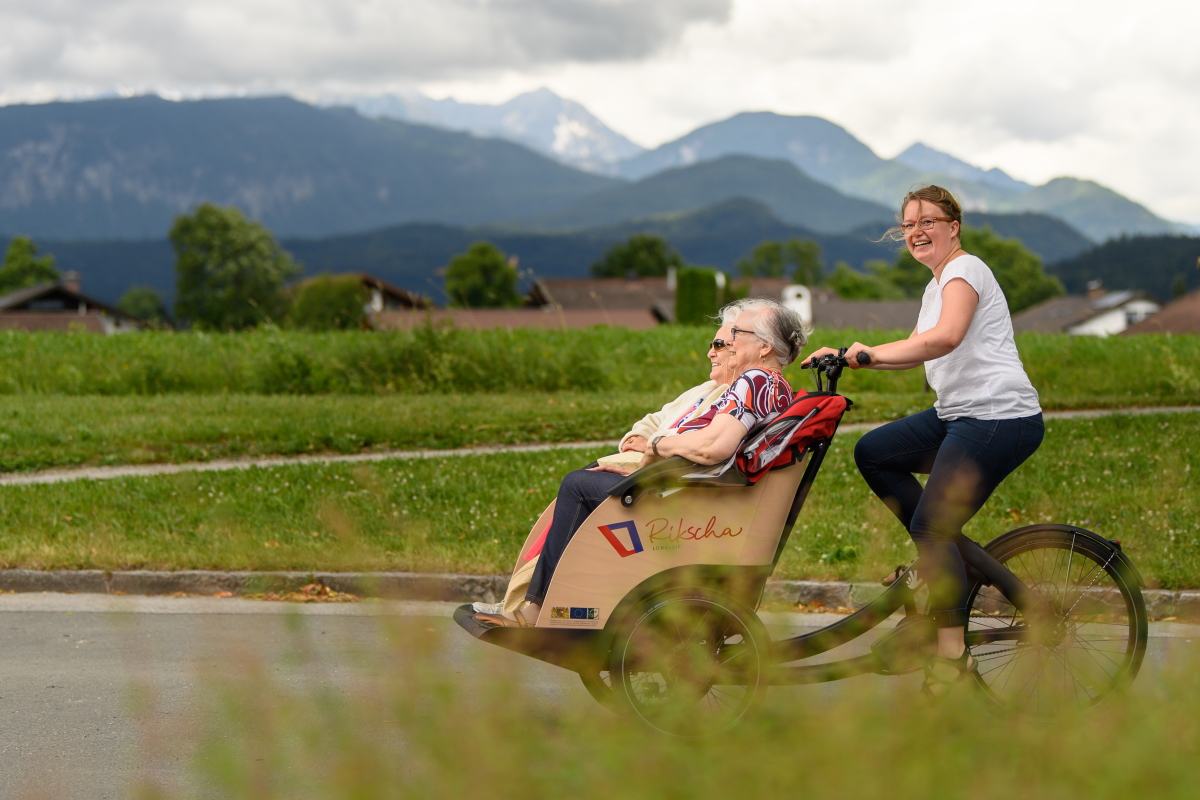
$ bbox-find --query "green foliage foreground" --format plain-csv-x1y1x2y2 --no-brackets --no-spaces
2,413,1195,589
137,617,1200,800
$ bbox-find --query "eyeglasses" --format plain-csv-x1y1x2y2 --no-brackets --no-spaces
709,338,729,351
900,217,954,234
730,327,758,340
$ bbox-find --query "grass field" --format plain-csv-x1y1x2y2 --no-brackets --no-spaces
2,412,1195,589
138,618,1200,800
0,328,1194,474
0,326,1196,401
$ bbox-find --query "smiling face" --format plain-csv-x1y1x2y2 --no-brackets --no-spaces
725,310,775,376
708,325,736,384
904,199,961,270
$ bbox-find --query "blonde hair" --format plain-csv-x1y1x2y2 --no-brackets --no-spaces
880,185,963,243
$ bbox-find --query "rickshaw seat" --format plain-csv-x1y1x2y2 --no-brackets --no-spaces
606,392,852,509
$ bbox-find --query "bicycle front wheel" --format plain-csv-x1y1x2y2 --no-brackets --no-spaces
965,526,1148,717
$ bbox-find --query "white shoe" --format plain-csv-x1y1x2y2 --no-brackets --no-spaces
471,601,503,615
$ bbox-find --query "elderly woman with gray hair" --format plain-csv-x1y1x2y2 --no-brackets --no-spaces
476,298,808,627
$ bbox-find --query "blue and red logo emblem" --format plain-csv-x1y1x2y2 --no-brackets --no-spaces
599,520,644,557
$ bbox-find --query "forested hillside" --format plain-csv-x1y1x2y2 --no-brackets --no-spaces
1048,235,1200,299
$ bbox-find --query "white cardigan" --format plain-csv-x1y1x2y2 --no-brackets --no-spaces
618,380,729,450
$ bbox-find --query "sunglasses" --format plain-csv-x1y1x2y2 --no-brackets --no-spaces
709,338,729,351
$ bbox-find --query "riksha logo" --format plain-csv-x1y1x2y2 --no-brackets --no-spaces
600,516,744,556
599,520,644,557
644,516,744,551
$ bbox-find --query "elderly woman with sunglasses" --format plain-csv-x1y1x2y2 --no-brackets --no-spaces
805,185,1044,698
616,309,746,459
476,298,806,628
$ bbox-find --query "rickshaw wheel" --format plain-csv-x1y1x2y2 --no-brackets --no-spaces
608,589,768,736
578,670,618,712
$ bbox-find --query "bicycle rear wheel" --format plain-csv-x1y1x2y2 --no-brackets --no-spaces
609,589,768,736
965,527,1147,716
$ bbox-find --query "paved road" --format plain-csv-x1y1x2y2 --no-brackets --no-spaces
1,594,1196,799
1,405,1196,487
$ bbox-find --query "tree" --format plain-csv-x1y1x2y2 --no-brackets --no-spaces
172,203,300,330
736,238,824,285
445,241,522,308
958,227,1064,313
288,275,368,330
827,262,906,300
1171,272,1188,300
0,236,59,295
117,286,169,323
590,234,684,278
786,239,824,286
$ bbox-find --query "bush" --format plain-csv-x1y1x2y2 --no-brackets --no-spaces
288,275,368,331
675,268,720,325
117,286,170,323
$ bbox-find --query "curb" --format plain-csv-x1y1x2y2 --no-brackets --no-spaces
1,570,1197,622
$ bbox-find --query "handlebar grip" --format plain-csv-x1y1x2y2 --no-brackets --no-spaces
856,352,871,366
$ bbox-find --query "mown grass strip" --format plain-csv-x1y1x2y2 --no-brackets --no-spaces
1,413,1195,589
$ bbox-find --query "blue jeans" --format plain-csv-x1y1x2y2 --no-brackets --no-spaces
525,468,624,605
853,408,1045,628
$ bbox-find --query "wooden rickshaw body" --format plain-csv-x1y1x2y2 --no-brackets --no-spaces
533,458,807,630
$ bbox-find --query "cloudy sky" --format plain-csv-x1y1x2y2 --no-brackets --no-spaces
2,0,1198,223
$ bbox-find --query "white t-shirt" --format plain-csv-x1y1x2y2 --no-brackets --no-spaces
917,254,1041,421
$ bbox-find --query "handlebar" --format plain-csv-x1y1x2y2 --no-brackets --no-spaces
802,349,870,394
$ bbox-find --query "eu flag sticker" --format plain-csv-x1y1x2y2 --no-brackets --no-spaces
568,607,600,620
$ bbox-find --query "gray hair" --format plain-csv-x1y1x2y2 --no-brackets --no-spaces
718,298,809,367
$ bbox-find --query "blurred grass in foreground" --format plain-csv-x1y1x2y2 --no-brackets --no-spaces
1,413,1195,589
129,618,1200,800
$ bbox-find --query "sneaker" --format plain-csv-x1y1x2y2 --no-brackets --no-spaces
471,601,503,615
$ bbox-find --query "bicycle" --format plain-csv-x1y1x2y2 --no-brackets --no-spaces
455,351,1148,734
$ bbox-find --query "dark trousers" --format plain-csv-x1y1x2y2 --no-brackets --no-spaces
526,468,624,605
853,408,1045,628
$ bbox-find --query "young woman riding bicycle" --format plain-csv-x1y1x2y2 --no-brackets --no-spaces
805,185,1045,697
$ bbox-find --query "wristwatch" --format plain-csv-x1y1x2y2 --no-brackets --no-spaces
651,435,665,457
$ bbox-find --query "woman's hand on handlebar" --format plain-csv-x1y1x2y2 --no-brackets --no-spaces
843,342,874,369
801,346,841,367
802,343,875,369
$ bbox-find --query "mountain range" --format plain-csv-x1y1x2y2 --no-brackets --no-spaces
0,95,615,239
614,111,1184,242
0,90,1187,308
336,88,644,174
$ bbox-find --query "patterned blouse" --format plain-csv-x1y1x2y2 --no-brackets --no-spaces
675,368,794,433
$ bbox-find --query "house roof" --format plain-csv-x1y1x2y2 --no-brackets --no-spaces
1121,289,1200,335
376,308,661,331
349,272,429,309
295,272,429,309
531,278,674,311
810,290,921,331
0,281,142,322
1012,291,1156,334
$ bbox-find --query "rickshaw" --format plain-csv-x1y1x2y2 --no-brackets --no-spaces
454,352,1148,735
